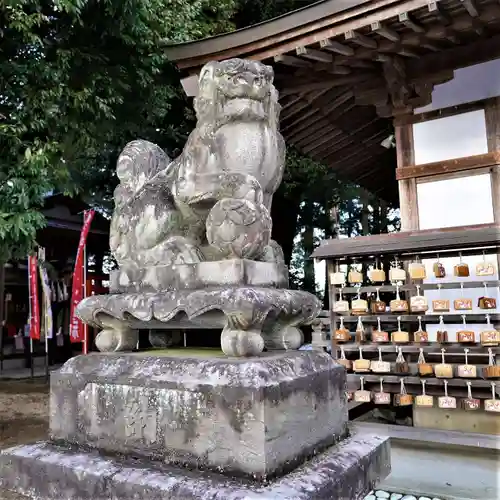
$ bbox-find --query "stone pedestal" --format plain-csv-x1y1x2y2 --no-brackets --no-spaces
0,351,390,499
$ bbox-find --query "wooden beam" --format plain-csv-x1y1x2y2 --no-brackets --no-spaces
427,1,451,25
427,2,460,43
280,94,304,112
286,91,356,140
407,33,500,82
295,62,351,75
320,64,352,75
282,109,321,134
394,98,491,126
274,54,311,68
287,118,331,143
319,38,354,56
398,12,425,33
280,88,332,120
394,121,418,231
176,0,456,68
418,38,440,52
348,59,378,70
318,121,384,161
286,120,336,144
323,90,354,114
301,128,344,153
471,18,485,35
284,113,325,137
172,0,419,69
371,21,400,42
485,98,500,152
296,46,333,63
344,30,377,49
336,3,500,66
280,73,373,96
461,0,479,17
374,53,392,62
396,151,500,180
395,46,419,58
395,121,414,169
313,223,500,259
323,146,374,168
281,88,349,125
484,100,500,246
316,135,355,159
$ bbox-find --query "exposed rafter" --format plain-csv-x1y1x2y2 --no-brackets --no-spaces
166,0,500,202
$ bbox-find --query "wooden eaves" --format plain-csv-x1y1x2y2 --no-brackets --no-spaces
164,0,500,204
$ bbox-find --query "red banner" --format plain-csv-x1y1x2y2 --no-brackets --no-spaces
28,255,40,340
70,209,95,343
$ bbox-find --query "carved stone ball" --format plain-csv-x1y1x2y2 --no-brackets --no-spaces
206,198,271,259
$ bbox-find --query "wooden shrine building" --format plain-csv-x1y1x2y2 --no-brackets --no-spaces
0,194,110,372
165,1,500,496
165,0,500,216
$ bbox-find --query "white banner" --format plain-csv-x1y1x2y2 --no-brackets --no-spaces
38,260,53,340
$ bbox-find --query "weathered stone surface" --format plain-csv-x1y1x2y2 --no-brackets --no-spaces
77,287,320,356
109,258,289,293
0,430,390,500
49,351,348,480
81,58,321,357
109,59,286,272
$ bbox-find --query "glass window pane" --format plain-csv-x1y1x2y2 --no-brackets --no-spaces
417,173,494,230
413,110,488,165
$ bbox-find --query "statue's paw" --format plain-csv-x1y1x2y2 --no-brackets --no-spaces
259,239,286,265
222,173,264,205
221,326,264,357
162,236,204,265
206,198,271,260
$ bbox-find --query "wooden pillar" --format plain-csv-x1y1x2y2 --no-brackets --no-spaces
395,121,419,231
485,97,500,270
485,98,500,222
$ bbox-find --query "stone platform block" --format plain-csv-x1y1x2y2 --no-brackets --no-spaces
110,258,289,293
0,430,390,499
49,350,348,480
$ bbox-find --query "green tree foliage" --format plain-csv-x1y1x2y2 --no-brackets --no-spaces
1,0,398,284
0,0,237,260
234,0,319,25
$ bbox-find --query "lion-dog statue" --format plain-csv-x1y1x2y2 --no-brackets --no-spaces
110,58,287,283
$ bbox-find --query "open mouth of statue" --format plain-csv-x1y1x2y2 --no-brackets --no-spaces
222,97,266,120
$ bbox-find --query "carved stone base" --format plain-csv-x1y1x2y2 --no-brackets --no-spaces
0,351,390,499
110,258,289,294
47,351,349,480
0,431,389,499
76,286,320,356
95,316,138,352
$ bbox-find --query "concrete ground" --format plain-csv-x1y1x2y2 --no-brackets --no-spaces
0,379,48,500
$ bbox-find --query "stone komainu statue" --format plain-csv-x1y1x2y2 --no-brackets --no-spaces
77,58,320,356
110,58,286,283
